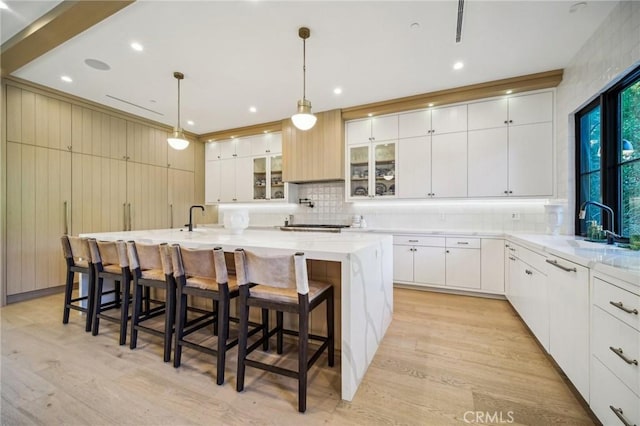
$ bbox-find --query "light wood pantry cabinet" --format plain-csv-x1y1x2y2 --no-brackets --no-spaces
347,142,396,199
468,91,553,197
169,169,195,228
4,83,197,299
6,143,71,297
282,109,344,183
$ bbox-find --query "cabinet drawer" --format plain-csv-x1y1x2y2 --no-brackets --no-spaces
593,306,640,396
511,243,547,273
594,277,640,332
445,237,480,249
591,357,640,426
393,235,445,247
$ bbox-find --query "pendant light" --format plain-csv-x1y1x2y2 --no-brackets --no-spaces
622,139,635,158
167,71,189,150
291,27,317,131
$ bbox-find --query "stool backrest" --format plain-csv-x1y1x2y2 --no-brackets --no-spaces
234,249,309,295
61,235,91,265
88,239,128,268
169,245,228,285
126,241,169,274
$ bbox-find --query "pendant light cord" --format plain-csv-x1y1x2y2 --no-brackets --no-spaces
177,77,181,129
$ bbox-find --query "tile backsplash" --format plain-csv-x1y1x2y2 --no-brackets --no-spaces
219,181,558,234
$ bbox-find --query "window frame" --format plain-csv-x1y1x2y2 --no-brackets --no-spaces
575,64,640,237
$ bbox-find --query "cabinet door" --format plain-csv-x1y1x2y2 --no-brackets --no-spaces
269,155,285,200
371,115,398,142
431,132,467,197
346,119,372,145
399,110,430,139
218,158,235,202
168,169,195,228
528,267,549,351
397,136,431,198
267,133,282,154
468,98,508,130
252,157,268,200
508,92,553,125
348,145,370,198
126,162,168,230
205,160,221,203
249,135,268,156
393,245,414,282
445,248,481,289
481,239,505,293
126,122,168,167
205,141,221,161
468,128,508,197
414,246,446,285
431,104,467,135
168,136,195,171
373,142,396,198
547,257,589,399
508,122,553,196
235,156,254,202
234,137,253,158
219,140,236,159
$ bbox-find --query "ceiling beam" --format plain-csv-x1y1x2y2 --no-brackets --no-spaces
1,0,135,77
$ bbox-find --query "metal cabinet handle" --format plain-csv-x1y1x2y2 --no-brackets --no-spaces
408,240,419,243
508,256,516,261
128,203,132,231
504,120,508,124
446,250,450,253
63,201,69,235
525,269,533,275
505,244,510,248
457,241,469,245
123,203,127,231
609,406,634,426
545,259,577,272
509,247,516,252
609,301,639,315
170,203,173,228
609,347,639,366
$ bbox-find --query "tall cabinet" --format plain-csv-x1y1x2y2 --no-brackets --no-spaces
4,83,196,299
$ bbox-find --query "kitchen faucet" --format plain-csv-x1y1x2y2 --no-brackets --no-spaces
186,205,205,232
578,201,617,244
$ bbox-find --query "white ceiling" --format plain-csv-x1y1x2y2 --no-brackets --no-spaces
4,1,616,136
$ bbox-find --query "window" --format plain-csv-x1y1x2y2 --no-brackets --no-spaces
575,65,639,238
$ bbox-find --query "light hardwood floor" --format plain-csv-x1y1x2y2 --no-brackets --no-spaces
1,288,596,425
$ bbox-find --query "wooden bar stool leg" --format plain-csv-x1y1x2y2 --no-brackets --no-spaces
173,288,187,368
327,288,335,367
262,308,269,351
236,287,250,392
130,281,143,350
92,276,104,336
62,269,74,324
213,300,219,336
119,273,131,345
298,306,309,413
276,311,284,354
85,269,96,333
216,288,229,385
163,279,176,363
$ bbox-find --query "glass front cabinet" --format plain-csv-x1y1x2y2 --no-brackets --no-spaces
348,142,397,199
252,154,286,201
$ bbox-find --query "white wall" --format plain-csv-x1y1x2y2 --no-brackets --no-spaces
556,0,640,233
220,1,640,235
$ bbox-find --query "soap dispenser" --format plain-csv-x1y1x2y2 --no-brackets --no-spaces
360,215,367,228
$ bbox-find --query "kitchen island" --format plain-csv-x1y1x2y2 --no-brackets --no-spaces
79,227,394,401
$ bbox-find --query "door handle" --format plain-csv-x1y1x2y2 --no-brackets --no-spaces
170,203,173,228
609,347,638,365
123,203,127,231
63,201,69,235
128,203,132,231
609,301,639,315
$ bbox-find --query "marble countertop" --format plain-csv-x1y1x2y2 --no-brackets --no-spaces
80,227,392,262
507,233,639,286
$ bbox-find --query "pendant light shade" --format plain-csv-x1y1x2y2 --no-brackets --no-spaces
168,71,189,150
622,139,635,157
291,27,316,131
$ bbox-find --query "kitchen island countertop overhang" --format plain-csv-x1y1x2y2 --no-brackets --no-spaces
79,227,394,401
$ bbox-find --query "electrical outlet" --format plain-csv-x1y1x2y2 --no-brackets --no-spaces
511,212,520,220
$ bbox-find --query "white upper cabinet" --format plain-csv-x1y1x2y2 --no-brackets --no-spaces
397,136,431,198
205,141,222,161
347,115,398,145
430,104,467,135
508,122,553,196
250,132,282,156
508,92,553,125
468,98,508,130
219,137,252,159
399,110,429,139
431,132,468,198
468,128,509,197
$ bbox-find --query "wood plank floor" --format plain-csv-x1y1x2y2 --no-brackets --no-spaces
1,288,596,425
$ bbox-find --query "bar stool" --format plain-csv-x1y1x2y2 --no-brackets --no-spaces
127,241,175,362
170,245,242,385
234,249,334,413
61,235,95,332
88,239,132,345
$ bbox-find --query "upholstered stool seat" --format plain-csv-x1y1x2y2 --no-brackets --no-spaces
127,241,175,362
234,249,334,413
61,235,95,332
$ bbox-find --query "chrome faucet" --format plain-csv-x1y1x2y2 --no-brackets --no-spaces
579,201,617,244
187,205,205,232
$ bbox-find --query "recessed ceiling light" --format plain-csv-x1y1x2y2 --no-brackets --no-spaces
453,61,464,70
187,120,195,126
131,42,143,52
0,1,9,10
569,2,587,13
428,103,434,107
506,90,513,94
263,130,268,134
84,58,111,71
60,75,73,83
368,113,373,117
249,106,257,113
334,87,342,95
